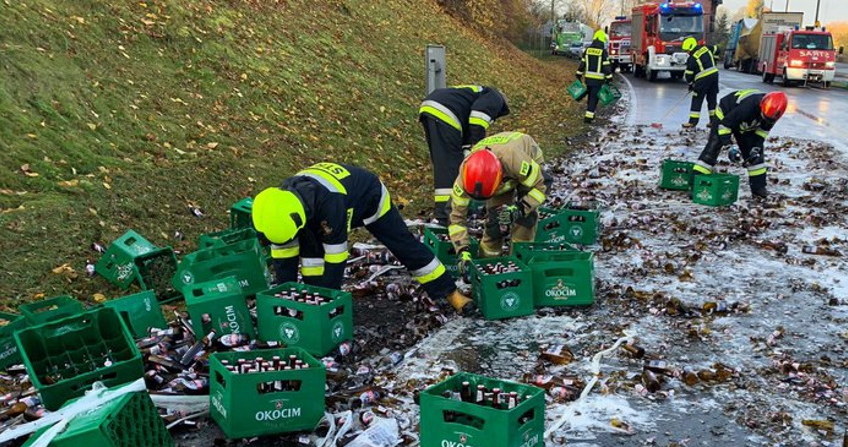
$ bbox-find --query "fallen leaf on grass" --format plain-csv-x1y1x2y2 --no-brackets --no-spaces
92,293,107,303
57,179,80,187
102,182,111,190
20,164,39,177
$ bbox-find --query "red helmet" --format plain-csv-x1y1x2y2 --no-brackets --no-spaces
760,91,788,122
461,149,503,199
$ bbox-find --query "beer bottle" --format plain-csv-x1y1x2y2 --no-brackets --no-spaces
620,343,645,359
460,381,472,402
641,370,661,393
475,385,485,403
682,367,699,386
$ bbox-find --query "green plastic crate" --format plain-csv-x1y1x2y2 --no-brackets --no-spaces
659,159,695,190
692,173,740,206
198,227,258,250
526,251,595,307
598,83,622,106
174,238,269,299
419,372,545,447
534,203,600,246
567,79,587,101
23,391,174,447
512,241,578,263
230,197,254,229
94,230,158,289
469,257,534,320
20,295,84,325
256,283,353,357
0,312,28,370
184,276,255,338
14,307,144,410
423,227,480,276
102,291,167,339
209,347,326,439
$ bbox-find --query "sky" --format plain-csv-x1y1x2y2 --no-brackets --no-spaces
720,0,848,24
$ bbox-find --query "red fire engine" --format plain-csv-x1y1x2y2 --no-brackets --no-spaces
759,26,837,88
608,16,633,73
630,2,706,82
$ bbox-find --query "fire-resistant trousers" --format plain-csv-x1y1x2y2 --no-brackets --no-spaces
688,75,719,126
420,114,464,226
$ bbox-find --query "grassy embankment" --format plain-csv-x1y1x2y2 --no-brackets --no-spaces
0,0,582,304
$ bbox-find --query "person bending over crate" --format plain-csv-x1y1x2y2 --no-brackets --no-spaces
692,90,788,199
447,132,553,276
251,163,474,313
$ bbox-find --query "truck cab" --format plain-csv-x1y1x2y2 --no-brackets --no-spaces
609,17,633,73
631,2,705,82
760,28,836,87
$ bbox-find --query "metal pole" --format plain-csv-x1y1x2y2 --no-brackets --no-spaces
814,0,821,26
784,0,789,13
551,0,555,22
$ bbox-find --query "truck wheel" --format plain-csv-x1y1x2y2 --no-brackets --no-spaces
634,65,643,78
762,70,774,84
647,67,658,82
782,69,793,87
670,72,683,80
823,81,831,89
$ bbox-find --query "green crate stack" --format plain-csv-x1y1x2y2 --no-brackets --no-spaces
174,238,269,299
209,347,326,439
525,251,595,307
14,307,144,410
102,291,167,339
469,257,534,320
419,372,545,447
256,283,353,357
22,391,174,447
422,227,480,276
197,227,258,250
534,202,600,246
659,159,695,190
95,231,178,301
183,276,255,338
230,197,254,229
692,173,740,206
512,241,578,263
20,296,84,325
0,312,28,370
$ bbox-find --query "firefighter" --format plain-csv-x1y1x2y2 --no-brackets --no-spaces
682,37,720,129
576,30,613,124
447,132,552,274
419,85,511,226
692,90,788,199
252,162,473,312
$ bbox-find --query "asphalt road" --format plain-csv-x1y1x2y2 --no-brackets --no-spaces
618,67,848,154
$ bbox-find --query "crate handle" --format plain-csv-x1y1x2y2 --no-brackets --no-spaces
41,316,95,338
544,268,574,278
496,279,522,289
327,303,345,317
543,220,561,230
698,179,714,186
517,407,536,425
214,370,227,388
442,409,485,429
125,236,139,246
256,380,302,394
672,167,689,174
567,215,586,223
70,370,119,391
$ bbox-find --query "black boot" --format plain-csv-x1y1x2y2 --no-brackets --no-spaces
434,201,450,227
749,174,768,199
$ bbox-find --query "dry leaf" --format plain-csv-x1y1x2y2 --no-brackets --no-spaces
206,142,219,149
87,123,97,130
92,293,107,303
51,263,75,275
57,179,80,187
102,182,111,190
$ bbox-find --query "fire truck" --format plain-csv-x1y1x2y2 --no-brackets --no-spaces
608,16,633,73
630,2,706,82
759,26,837,88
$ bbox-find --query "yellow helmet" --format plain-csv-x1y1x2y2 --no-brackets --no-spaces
682,37,698,52
593,29,608,43
251,187,306,244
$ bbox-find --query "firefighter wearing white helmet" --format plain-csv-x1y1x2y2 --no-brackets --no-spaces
252,163,473,312
682,36,720,129
575,30,613,124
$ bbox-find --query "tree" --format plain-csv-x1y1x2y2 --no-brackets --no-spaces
745,0,764,18
713,8,731,49
829,21,848,55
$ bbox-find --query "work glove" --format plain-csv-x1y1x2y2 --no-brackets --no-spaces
687,84,694,93
727,146,742,164
744,147,763,167
457,249,473,281
461,144,472,157
497,204,524,227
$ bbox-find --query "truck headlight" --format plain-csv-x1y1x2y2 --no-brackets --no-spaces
825,61,835,68
789,59,804,68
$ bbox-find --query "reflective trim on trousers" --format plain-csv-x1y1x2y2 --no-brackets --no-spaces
411,257,446,284
271,241,299,259
419,100,462,132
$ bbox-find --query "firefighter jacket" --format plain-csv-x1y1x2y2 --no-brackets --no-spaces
576,40,613,86
715,90,774,148
270,163,392,289
419,86,511,146
448,132,547,252
684,44,719,85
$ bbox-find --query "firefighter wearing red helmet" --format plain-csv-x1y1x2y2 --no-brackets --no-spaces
447,132,552,274
692,90,788,198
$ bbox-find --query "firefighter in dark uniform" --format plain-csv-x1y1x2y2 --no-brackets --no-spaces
682,37,720,129
419,85,511,226
576,30,613,124
692,90,788,198
252,162,473,312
